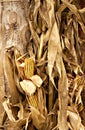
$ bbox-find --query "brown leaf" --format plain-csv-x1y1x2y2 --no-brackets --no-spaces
48,21,61,86
67,106,85,130
3,98,16,122
3,51,19,104
33,0,40,25
62,0,85,33
29,20,40,47
30,106,45,129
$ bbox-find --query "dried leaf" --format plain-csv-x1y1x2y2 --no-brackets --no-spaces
30,106,45,129
3,99,16,122
14,48,25,80
38,34,44,59
33,0,40,25
67,107,85,130
48,21,61,86
58,59,68,130
4,51,19,104
18,102,24,120
46,0,55,27
62,0,85,33
29,20,40,47
79,7,85,13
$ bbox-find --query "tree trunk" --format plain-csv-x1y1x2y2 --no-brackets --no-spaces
0,0,28,127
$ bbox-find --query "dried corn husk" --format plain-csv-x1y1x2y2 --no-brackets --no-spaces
20,80,36,96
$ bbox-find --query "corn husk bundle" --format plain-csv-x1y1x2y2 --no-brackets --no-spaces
0,0,85,130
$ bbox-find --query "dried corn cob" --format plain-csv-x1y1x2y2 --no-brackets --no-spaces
24,57,35,79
